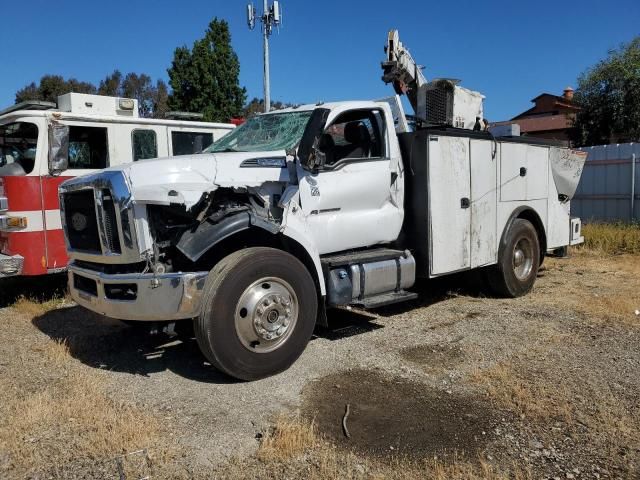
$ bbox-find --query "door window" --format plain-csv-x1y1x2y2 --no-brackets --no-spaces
320,110,385,166
0,122,38,174
68,126,108,169
171,131,213,156
132,129,158,161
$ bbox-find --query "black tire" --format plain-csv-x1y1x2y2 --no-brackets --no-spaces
194,247,318,381
486,218,540,298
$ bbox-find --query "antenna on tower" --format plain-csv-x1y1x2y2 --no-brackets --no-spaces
246,1,282,112
246,4,255,30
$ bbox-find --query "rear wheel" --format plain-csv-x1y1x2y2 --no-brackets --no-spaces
194,247,317,381
486,218,540,298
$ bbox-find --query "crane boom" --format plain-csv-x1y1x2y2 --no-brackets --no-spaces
381,29,427,116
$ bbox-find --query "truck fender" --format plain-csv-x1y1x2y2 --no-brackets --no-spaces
500,207,547,262
176,211,327,297
279,223,326,296
177,211,251,262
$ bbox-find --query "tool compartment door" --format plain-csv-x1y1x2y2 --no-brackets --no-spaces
428,135,471,275
470,139,498,268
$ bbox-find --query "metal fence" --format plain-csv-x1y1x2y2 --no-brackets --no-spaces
571,143,639,222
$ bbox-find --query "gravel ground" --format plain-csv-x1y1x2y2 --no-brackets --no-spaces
1,251,639,479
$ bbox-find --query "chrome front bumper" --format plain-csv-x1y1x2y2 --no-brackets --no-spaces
68,263,208,321
0,253,24,278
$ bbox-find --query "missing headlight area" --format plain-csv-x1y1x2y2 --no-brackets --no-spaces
147,185,287,271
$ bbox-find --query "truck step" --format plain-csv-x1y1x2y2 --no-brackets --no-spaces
357,290,418,309
321,248,406,268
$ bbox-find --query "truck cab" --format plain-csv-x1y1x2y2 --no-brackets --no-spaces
60,98,585,380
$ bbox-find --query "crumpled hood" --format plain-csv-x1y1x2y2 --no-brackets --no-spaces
101,151,290,208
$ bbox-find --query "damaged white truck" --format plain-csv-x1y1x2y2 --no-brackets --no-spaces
59,32,586,380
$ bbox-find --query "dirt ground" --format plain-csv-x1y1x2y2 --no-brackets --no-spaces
1,250,639,479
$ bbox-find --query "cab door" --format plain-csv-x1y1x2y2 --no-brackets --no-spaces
298,106,403,255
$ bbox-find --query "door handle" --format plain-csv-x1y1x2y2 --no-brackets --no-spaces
460,197,470,209
520,167,527,177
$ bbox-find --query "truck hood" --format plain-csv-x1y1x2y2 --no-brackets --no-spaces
102,151,290,208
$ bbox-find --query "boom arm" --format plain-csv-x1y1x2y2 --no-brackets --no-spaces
381,29,427,115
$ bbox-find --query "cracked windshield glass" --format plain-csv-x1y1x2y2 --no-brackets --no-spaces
205,110,312,153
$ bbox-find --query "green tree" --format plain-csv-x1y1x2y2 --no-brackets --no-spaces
243,97,294,118
97,70,169,118
167,18,246,122
97,70,123,96
15,75,96,103
152,80,170,119
571,37,640,146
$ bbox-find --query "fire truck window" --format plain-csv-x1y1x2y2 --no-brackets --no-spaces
68,126,108,169
171,131,213,156
0,122,38,175
132,129,158,161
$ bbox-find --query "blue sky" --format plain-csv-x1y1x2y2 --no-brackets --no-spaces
1,0,638,120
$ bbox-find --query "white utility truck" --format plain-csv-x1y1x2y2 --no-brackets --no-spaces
60,32,586,380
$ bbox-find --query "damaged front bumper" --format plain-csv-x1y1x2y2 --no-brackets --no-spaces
0,253,24,278
68,262,208,321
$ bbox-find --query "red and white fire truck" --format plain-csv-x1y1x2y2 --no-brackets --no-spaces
0,93,235,278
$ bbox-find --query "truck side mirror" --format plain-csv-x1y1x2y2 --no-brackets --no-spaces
297,108,330,171
48,123,69,174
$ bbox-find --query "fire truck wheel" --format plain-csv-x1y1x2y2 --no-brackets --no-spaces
486,218,540,298
194,247,318,381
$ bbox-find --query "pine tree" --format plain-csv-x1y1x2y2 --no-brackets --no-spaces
167,18,246,122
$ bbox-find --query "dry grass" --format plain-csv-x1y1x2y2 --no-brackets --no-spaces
1,374,162,470
471,362,573,423
11,294,68,317
578,222,640,255
257,413,318,461
221,415,531,480
0,323,168,478
534,254,640,326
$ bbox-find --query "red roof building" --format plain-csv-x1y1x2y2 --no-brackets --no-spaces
492,87,579,145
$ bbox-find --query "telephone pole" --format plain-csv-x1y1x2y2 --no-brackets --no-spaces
247,1,281,113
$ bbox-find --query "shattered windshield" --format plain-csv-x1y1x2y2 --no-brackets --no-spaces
0,122,39,175
205,110,313,153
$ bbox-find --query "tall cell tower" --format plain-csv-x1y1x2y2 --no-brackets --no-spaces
247,1,282,113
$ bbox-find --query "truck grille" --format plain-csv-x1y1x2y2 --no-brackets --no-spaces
101,190,121,254
63,190,101,253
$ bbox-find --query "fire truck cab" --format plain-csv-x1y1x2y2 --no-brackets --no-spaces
0,93,235,278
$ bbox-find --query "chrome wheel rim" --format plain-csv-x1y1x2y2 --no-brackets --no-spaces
512,238,534,280
234,277,299,353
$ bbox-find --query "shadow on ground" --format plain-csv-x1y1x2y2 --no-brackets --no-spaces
0,274,67,308
30,269,489,382
32,306,236,384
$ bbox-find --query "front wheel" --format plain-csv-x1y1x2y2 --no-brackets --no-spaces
486,218,540,298
194,247,318,381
